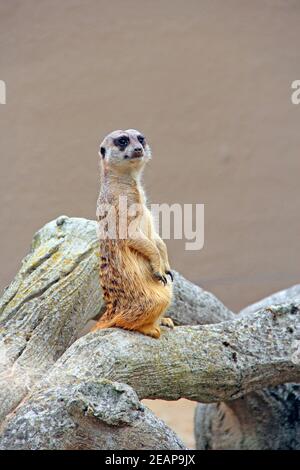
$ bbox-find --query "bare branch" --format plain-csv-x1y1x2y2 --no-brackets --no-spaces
0,216,231,422
0,380,186,450
0,217,101,421
170,271,234,325
45,302,300,403
240,284,300,316
195,384,300,450
195,285,300,450
1,216,299,449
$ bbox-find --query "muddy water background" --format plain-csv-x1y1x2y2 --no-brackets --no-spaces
0,0,299,448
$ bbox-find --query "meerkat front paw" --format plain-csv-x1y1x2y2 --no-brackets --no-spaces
152,271,168,285
165,270,174,282
160,317,174,328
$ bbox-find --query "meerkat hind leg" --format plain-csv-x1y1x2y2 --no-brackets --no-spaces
160,317,174,328
99,314,162,339
136,323,161,339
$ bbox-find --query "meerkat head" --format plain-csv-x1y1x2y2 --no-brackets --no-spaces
99,129,151,174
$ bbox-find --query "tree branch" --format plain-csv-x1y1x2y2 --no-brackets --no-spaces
0,380,186,450
1,216,300,450
194,286,300,450
194,384,300,450
240,284,300,316
0,216,231,422
43,302,300,403
2,300,299,449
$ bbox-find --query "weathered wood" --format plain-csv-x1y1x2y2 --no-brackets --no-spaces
2,301,300,449
42,302,300,402
1,216,300,450
240,284,300,316
0,380,186,450
195,384,300,450
0,216,231,423
0,217,101,422
194,286,300,450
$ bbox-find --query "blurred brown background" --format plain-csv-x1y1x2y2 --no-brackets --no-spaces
0,0,299,447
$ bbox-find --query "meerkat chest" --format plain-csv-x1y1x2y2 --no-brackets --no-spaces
138,205,156,240
124,185,154,239
125,199,154,241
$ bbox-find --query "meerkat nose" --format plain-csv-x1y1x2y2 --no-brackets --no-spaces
132,147,143,158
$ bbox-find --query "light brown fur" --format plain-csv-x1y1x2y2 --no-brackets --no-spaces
92,129,173,338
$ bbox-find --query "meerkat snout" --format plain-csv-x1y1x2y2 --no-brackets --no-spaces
130,146,143,159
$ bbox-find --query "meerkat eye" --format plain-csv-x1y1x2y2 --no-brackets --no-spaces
114,136,129,148
137,135,145,146
100,146,106,158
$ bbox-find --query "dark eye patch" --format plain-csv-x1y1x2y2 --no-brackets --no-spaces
137,135,145,147
114,135,129,149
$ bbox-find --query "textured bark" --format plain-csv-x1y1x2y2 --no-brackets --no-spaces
0,380,186,450
169,272,234,326
1,216,300,450
0,216,101,422
0,216,230,449
240,284,300,316
42,302,300,402
0,216,230,424
1,303,300,449
195,385,300,450
194,286,300,450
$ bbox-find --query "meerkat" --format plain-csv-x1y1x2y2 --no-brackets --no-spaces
92,129,174,338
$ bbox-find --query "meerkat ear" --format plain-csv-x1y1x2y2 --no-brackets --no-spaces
99,146,106,158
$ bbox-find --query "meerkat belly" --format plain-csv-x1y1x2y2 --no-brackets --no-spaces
122,245,171,297
100,242,172,311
